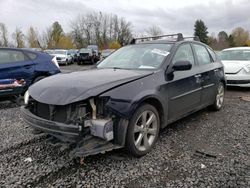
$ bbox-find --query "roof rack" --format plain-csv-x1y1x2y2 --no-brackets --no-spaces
130,33,184,44
183,36,200,41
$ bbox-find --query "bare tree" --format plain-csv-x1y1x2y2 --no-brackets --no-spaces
27,26,40,48
71,19,86,48
146,25,163,37
12,28,25,48
0,23,8,47
71,11,133,48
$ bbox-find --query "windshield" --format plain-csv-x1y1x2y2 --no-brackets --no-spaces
80,49,91,53
219,49,250,61
68,50,75,55
97,43,172,70
87,45,98,50
54,50,67,55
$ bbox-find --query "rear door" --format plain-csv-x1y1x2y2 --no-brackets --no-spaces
0,50,13,96
0,49,35,96
167,43,202,121
192,44,218,106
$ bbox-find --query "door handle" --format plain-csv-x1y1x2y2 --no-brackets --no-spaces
195,74,202,83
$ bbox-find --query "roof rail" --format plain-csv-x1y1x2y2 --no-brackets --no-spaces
130,33,184,44
183,36,200,41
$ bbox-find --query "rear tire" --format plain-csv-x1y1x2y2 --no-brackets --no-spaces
209,82,225,111
125,104,160,157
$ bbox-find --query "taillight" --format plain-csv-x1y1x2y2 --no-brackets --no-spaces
52,56,60,68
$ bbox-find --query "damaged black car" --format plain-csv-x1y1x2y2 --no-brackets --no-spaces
21,34,226,157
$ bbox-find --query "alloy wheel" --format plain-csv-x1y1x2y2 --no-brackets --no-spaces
133,110,158,151
216,84,224,109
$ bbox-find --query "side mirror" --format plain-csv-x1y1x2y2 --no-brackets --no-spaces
173,61,192,71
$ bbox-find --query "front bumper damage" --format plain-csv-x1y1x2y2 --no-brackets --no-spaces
21,104,128,157
21,106,81,139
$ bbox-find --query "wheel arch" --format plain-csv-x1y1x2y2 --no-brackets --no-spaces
140,97,165,128
130,95,167,128
113,96,166,147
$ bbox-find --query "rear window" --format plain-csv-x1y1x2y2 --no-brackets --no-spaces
193,44,212,65
0,50,26,64
26,52,37,60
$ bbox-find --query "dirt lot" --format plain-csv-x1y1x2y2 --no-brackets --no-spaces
0,64,249,187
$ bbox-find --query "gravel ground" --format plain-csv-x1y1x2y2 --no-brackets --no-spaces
0,64,249,187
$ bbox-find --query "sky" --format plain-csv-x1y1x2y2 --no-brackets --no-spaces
0,0,250,37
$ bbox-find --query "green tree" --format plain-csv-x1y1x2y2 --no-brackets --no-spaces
46,21,64,48
52,21,63,46
194,19,209,44
227,34,235,47
217,31,229,49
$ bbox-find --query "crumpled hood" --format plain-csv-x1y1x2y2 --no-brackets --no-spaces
221,60,250,74
29,68,153,105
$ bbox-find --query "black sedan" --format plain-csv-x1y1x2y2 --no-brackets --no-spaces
21,34,225,157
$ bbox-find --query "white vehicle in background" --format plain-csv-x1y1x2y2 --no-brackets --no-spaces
219,47,250,87
52,49,73,65
44,49,55,55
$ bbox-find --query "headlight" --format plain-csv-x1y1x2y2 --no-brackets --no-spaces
24,90,30,105
243,65,250,73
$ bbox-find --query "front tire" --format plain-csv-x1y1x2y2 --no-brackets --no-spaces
210,82,225,111
125,104,160,157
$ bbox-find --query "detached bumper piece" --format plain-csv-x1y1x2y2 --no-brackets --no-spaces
70,136,121,157
21,106,81,140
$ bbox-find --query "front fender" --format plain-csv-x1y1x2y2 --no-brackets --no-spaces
104,91,166,121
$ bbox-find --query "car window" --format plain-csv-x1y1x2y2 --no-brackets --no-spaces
0,50,26,64
98,43,172,70
172,44,195,65
26,52,37,60
207,47,217,62
219,49,250,61
193,44,212,65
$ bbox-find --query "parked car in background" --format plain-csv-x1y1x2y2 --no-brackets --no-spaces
68,49,78,63
87,45,100,62
44,49,55,55
23,48,43,52
77,48,96,64
22,33,225,158
52,49,73,65
101,49,115,59
219,47,250,87
0,48,60,101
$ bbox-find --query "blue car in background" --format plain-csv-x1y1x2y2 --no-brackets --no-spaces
0,48,60,101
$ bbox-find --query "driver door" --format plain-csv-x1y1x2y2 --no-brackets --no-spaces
167,43,202,122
